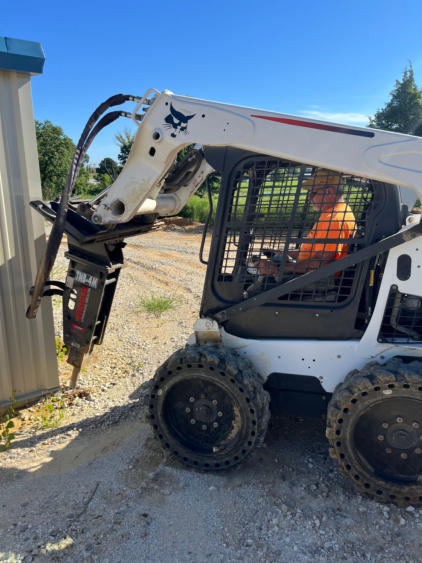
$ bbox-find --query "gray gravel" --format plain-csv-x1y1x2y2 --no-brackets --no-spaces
0,226,421,562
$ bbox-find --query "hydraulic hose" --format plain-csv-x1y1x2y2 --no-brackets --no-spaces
26,94,142,319
199,177,213,265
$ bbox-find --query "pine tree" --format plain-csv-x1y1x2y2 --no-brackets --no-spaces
369,64,422,135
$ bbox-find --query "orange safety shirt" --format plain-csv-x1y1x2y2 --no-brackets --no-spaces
297,202,356,262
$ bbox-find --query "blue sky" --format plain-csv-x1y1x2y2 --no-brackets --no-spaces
3,0,422,164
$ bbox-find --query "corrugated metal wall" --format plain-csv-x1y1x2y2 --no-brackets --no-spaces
0,65,58,410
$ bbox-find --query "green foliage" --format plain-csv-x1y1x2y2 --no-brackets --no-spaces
180,194,219,225
37,394,65,429
369,64,422,135
176,144,195,162
35,120,90,199
140,295,176,316
115,129,135,166
196,174,221,197
0,392,16,450
76,182,104,199
96,173,112,191
72,162,90,196
55,336,67,361
97,157,120,180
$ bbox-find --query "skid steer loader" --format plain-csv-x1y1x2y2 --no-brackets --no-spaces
27,89,422,506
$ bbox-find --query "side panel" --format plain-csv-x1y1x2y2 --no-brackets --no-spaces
218,233,422,392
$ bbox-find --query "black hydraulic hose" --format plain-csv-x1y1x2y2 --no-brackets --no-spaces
70,94,139,185
26,94,142,319
199,177,213,265
72,111,137,185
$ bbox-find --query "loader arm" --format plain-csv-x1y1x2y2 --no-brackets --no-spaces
91,88,422,226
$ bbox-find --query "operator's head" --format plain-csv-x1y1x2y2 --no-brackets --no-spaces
302,168,343,211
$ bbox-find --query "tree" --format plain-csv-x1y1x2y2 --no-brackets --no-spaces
98,173,112,191
97,157,120,180
115,129,134,166
35,120,89,199
369,64,422,135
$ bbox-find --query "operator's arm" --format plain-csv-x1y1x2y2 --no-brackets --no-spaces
283,249,336,273
255,249,336,276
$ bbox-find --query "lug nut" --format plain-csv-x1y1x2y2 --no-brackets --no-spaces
185,407,191,414
212,400,218,406
217,411,223,418
382,422,389,429
201,425,207,431
190,418,196,425
412,422,420,429
415,448,422,455
385,448,392,454
400,453,408,460
377,435,384,441
213,422,219,428
396,417,404,423
189,397,195,403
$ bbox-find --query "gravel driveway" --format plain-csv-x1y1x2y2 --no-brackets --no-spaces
0,222,421,562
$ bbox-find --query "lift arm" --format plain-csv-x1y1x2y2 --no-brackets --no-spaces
90,88,422,226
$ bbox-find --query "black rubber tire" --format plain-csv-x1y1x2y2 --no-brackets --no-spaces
327,358,422,506
148,345,270,470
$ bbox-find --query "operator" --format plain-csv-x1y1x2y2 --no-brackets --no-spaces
255,169,356,276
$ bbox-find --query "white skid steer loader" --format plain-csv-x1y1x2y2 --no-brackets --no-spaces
27,89,422,506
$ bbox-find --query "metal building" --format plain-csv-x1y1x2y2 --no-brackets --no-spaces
0,37,58,411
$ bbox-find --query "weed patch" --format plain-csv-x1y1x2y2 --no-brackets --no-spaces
56,337,68,362
37,394,65,429
139,295,176,316
0,392,16,450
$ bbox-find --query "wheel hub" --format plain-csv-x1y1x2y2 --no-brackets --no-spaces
161,376,237,454
353,397,422,481
386,423,418,449
192,399,217,423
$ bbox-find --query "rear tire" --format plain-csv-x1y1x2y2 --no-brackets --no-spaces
327,358,422,506
148,345,270,470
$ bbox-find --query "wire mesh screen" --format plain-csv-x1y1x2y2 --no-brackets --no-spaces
219,158,374,305
379,288,422,343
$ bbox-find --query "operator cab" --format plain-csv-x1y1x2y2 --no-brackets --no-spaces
200,148,407,340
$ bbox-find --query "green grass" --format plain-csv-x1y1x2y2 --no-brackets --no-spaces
140,295,176,316
179,195,219,225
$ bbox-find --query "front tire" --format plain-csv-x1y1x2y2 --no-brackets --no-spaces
148,346,270,470
327,358,422,506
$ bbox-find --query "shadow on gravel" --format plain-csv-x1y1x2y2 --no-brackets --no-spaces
0,380,332,495
2,395,149,454
1,376,343,505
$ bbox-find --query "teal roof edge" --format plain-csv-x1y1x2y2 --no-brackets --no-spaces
0,37,45,75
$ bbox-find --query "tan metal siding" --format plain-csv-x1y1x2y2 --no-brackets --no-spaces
0,69,58,409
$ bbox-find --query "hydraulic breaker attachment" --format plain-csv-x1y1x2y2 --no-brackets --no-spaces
63,237,124,372
29,198,162,387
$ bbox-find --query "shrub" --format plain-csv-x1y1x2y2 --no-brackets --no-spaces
179,195,218,225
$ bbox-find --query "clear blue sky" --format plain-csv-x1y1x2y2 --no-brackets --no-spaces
3,0,422,164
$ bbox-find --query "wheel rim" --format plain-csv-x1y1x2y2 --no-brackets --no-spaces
162,375,244,456
353,397,422,483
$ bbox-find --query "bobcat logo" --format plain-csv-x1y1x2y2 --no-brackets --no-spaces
164,104,195,138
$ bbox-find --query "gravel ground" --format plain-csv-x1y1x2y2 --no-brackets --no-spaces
0,220,421,562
